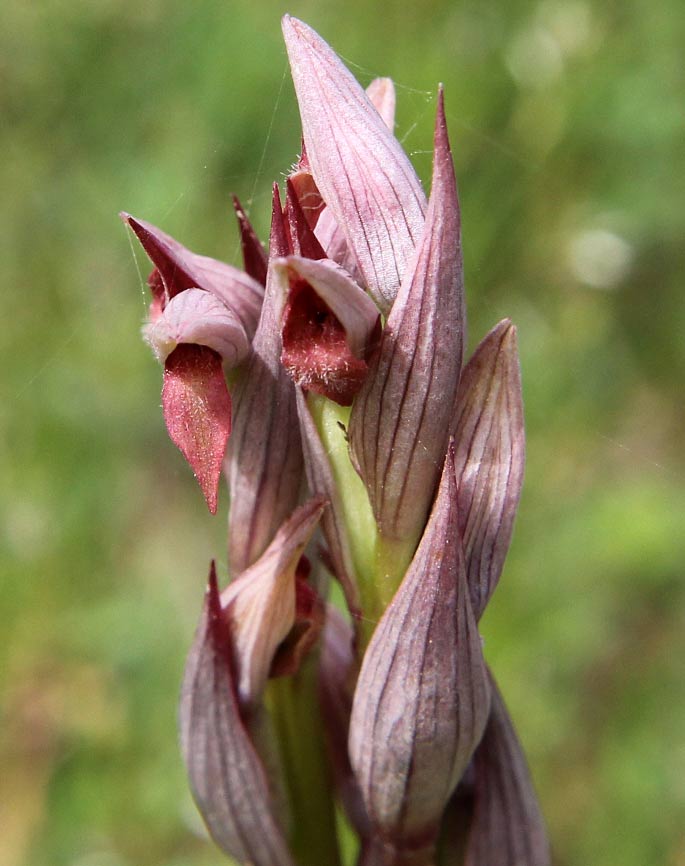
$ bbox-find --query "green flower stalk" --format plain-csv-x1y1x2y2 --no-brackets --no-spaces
123,15,549,866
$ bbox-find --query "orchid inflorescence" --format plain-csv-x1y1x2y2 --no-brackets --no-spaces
122,16,550,866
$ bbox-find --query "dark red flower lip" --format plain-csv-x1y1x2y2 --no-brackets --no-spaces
275,255,380,406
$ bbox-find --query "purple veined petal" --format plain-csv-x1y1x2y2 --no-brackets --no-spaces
232,195,268,286
452,319,525,621
226,185,304,575
179,563,295,866
144,287,250,366
348,445,491,863
277,256,381,406
282,16,427,313
295,389,362,621
313,206,364,285
162,344,231,514
220,498,326,709
463,672,550,866
121,212,264,339
366,77,396,132
349,88,465,544
318,606,370,839
311,75,395,281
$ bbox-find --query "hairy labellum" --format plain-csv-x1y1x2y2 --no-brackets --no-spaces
162,344,231,514
278,255,380,405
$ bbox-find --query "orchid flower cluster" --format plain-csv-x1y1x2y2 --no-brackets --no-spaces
122,16,549,866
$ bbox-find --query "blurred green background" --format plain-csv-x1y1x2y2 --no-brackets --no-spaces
2,0,684,864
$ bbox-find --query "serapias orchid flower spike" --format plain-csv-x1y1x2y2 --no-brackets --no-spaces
123,14,550,866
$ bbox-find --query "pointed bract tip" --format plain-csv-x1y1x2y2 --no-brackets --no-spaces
490,317,517,349
121,212,145,233
501,317,516,337
294,493,328,524
268,183,289,260
207,559,220,604
433,85,451,157
282,14,305,36
446,435,457,465
120,213,151,242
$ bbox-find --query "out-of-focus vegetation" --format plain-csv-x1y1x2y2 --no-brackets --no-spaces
1,0,683,864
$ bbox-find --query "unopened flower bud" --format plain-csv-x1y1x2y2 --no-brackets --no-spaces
179,563,294,866
349,89,465,546
452,319,525,621
461,673,550,866
348,444,491,863
282,15,426,312
221,497,325,709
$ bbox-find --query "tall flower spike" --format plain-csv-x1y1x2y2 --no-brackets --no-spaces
179,563,294,866
348,444,491,865
220,497,325,710
227,186,304,574
452,319,525,621
283,16,427,312
349,88,465,544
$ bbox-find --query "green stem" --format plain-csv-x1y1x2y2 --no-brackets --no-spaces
308,395,417,649
266,657,342,866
